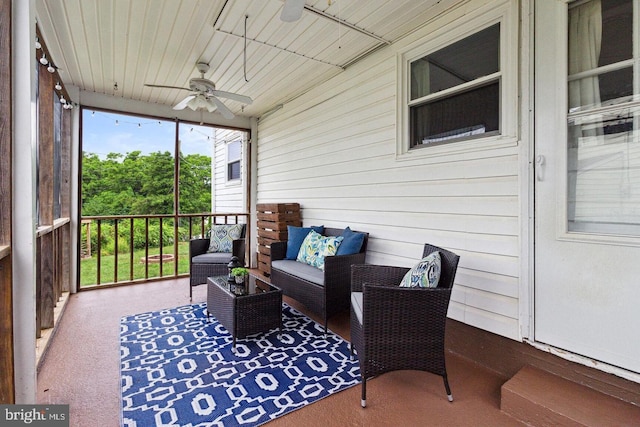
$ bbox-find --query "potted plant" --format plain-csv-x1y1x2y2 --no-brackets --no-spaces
232,267,249,294
232,267,249,281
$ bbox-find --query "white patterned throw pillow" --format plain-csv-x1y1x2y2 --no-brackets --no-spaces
207,224,243,253
399,251,441,288
296,230,343,271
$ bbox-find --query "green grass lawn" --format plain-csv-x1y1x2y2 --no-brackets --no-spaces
80,241,190,287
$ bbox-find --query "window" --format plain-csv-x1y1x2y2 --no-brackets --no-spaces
409,24,500,148
397,4,517,157
227,140,241,181
566,0,640,236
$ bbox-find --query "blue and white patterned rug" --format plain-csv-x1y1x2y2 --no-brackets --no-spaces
120,302,360,426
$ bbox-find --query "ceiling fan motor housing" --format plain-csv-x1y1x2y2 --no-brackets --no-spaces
189,78,215,93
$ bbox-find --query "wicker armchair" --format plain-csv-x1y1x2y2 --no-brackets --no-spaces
189,224,246,300
350,243,460,407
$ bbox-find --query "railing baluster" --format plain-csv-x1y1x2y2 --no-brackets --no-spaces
174,217,179,277
159,217,163,278
144,217,149,280
96,220,101,285
129,218,134,281
114,219,118,283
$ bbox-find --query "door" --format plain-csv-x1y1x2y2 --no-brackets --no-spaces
535,0,640,374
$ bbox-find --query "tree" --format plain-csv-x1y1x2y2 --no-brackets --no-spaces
81,150,212,216
179,153,212,213
132,151,175,214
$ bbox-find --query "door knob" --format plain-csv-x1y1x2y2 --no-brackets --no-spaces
536,155,545,181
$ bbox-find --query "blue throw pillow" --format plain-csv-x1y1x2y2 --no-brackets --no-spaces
285,225,324,259
336,227,365,255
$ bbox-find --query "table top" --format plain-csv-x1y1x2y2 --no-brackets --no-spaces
208,275,279,297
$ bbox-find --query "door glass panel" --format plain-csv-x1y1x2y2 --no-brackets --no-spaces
569,0,632,75
568,106,640,235
567,0,640,236
597,0,633,67
568,0,633,111
569,67,633,111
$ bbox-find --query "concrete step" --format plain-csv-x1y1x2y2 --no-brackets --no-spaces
500,365,640,426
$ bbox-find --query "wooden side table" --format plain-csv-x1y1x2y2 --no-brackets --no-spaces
207,275,282,349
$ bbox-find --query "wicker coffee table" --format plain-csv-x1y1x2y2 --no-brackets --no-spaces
207,275,282,349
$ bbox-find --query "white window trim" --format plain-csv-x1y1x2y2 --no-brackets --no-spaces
396,0,519,160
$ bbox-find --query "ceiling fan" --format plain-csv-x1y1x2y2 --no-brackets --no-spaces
280,0,306,22
144,62,252,120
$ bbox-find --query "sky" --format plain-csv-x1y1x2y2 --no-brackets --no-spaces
82,109,217,159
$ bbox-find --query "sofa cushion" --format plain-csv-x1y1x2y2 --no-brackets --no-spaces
336,227,365,255
399,251,441,288
192,252,233,264
285,225,325,260
297,230,343,271
351,292,363,324
207,224,243,253
271,260,325,286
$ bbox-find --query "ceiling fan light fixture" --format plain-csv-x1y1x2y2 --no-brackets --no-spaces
206,102,217,113
186,95,211,112
281,0,305,22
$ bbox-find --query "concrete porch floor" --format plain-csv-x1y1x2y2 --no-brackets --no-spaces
36,277,524,426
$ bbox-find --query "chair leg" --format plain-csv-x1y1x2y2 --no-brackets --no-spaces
189,282,192,301
361,377,367,408
350,342,354,360
443,374,453,402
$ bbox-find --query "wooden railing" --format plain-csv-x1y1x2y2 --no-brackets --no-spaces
79,213,249,288
36,218,71,337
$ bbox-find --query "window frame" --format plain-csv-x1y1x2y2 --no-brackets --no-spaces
396,0,519,160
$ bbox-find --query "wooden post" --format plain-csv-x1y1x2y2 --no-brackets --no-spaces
0,0,14,404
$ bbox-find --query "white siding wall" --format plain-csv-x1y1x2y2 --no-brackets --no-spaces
212,128,247,214
256,0,523,340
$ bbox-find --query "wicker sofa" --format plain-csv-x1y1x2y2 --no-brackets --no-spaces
189,224,246,299
269,227,368,333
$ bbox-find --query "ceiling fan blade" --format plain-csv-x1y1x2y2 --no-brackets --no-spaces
173,95,196,110
211,90,253,105
145,83,191,91
281,0,305,22
210,96,235,120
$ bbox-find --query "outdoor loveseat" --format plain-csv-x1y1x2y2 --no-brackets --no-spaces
270,226,368,333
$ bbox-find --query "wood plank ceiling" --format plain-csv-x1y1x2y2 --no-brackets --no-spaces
36,0,463,119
